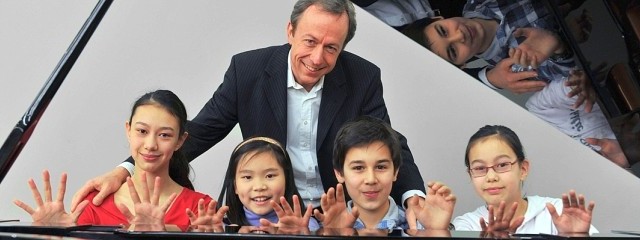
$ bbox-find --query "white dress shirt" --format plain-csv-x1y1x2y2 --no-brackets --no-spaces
286,51,325,207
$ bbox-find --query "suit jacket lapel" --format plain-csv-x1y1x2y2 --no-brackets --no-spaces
263,44,290,144
317,57,347,151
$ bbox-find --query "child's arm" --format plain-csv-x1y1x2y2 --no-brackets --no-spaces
186,198,228,232
259,195,313,229
546,190,595,234
313,183,358,228
13,170,88,224
408,181,456,230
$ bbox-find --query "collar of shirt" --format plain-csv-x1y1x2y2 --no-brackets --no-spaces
243,206,278,227
348,196,409,230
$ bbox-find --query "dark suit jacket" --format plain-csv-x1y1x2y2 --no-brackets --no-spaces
179,44,425,204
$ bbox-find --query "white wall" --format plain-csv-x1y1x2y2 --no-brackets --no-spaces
1,0,639,232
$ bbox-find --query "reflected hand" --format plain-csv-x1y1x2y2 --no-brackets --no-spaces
511,27,563,67
186,198,228,231
14,170,88,224
117,173,177,225
585,138,630,168
313,183,358,228
487,58,546,94
260,195,312,229
547,190,594,233
480,201,523,232
565,69,595,113
565,9,593,43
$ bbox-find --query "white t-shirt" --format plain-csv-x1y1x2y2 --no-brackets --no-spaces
453,195,598,234
526,79,616,151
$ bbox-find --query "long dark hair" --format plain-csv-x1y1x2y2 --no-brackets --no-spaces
129,90,194,190
464,125,526,169
217,137,300,226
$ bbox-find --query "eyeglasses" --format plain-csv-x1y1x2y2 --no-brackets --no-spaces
468,160,518,177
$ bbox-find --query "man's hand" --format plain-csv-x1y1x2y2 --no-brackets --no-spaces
71,166,129,211
487,58,546,94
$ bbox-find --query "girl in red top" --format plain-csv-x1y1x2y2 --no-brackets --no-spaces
15,90,215,229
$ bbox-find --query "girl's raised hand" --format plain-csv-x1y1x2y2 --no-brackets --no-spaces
409,181,456,230
187,198,228,231
313,183,358,228
547,190,594,234
260,195,312,231
480,201,523,233
117,173,177,225
14,170,88,224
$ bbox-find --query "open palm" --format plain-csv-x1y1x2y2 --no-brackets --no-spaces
14,170,88,224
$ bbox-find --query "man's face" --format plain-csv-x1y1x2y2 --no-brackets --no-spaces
287,4,348,91
424,17,489,66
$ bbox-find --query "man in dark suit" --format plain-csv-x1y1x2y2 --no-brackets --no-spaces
73,0,427,226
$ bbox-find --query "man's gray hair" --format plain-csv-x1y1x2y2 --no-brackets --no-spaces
290,0,356,47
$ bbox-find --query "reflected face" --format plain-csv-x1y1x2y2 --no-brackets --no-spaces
424,17,490,65
335,141,398,216
287,4,348,91
235,151,286,215
126,104,186,174
467,136,529,206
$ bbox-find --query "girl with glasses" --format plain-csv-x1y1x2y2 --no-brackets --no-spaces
453,125,598,235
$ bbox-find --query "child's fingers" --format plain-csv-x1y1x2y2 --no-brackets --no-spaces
160,193,178,213
280,196,294,215
139,172,150,203
313,209,325,222
480,217,488,231
487,205,495,226
207,199,217,216
291,195,301,215
546,202,560,222
41,170,52,203
216,206,230,219
126,177,141,204
28,178,44,208
504,202,518,225
271,199,285,217
326,187,336,205
118,203,135,222
319,192,328,211
13,199,35,215
56,173,68,203
587,201,595,215
72,200,90,221
151,176,162,206
186,208,197,223
302,204,313,223
336,184,345,203
259,218,277,228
